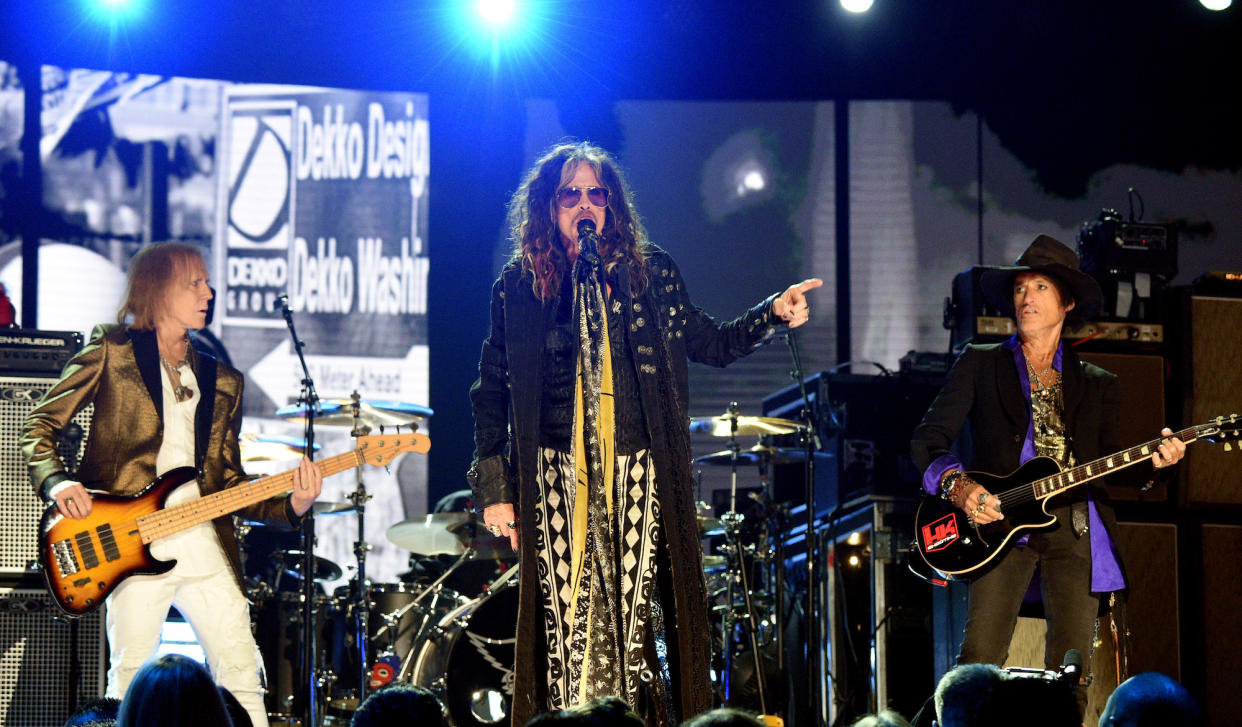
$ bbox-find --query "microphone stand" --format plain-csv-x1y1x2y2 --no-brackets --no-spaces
279,296,322,727
785,330,824,726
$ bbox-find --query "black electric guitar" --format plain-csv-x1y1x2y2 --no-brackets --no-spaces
39,433,429,616
914,415,1240,577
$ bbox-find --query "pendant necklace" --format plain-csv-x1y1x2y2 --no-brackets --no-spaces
160,335,195,403
1026,359,1054,392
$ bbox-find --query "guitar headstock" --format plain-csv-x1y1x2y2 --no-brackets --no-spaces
1200,414,1242,451
355,433,431,465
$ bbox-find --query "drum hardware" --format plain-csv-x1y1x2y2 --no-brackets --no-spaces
389,548,480,682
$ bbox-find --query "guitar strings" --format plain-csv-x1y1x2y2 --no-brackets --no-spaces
994,424,1206,511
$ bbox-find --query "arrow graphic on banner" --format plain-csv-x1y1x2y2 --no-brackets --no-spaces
249,340,429,409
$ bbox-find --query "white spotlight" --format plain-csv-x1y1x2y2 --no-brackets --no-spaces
841,0,874,13
1200,0,1231,9
478,0,516,26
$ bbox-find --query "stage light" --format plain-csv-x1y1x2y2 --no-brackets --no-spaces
478,0,517,27
840,0,875,12
83,0,144,20
1200,0,1231,9
846,531,863,546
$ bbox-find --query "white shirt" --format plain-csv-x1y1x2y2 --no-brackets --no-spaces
149,360,231,576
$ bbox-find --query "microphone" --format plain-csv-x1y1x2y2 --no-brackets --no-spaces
1059,648,1083,687
576,218,601,267
277,294,293,323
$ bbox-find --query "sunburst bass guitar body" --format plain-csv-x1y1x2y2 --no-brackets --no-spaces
39,433,428,616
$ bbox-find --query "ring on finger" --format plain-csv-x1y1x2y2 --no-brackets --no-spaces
507,520,518,529
978,492,988,506
487,525,501,536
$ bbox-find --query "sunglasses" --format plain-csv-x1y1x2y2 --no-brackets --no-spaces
555,186,610,208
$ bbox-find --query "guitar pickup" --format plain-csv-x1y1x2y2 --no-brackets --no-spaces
51,539,81,576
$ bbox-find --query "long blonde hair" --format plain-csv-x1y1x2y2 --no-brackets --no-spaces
118,243,205,330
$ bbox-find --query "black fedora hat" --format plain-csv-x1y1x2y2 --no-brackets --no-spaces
979,234,1103,321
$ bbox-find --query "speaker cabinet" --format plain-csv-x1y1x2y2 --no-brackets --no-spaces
1076,352,1167,502
0,586,106,726
1113,521,1181,680
1182,296,1242,506
1201,524,1242,724
0,376,92,576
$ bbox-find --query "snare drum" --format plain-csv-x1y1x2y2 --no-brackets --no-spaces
412,572,518,726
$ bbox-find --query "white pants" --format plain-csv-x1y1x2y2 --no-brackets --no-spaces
104,565,268,727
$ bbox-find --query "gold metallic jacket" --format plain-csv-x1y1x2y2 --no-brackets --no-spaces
20,324,299,586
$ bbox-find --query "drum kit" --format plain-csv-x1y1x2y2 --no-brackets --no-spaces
689,405,814,717
239,396,815,725
238,396,522,727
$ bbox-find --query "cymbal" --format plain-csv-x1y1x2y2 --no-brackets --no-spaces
703,555,728,571
699,515,724,537
387,513,470,555
688,413,803,437
276,400,434,429
312,501,357,516
275,550,343,582
694,444,809,466
239,433,321,462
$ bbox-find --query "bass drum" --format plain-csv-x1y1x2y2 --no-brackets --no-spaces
411,571,518,726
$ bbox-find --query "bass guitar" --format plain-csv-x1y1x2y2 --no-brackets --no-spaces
39,433,429,616
914,415,1240,577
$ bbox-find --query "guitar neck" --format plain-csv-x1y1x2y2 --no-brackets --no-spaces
137,449,362,542
1029,424,1204,500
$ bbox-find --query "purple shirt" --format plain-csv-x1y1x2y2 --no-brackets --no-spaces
921,336,1126,592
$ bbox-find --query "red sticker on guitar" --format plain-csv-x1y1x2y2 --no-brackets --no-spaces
921,513,959,552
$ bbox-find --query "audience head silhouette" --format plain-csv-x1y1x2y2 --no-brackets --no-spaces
115,654,232,727
1100,672,1201,727
350,683,448,727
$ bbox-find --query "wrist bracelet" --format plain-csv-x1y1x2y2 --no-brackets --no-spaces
939,470,965,504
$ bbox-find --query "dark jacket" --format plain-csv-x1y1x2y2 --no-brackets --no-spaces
21,324,300,589
911,342,1154,567
469,244,776,724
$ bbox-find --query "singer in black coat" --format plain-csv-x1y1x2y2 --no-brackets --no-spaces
466,141,820,725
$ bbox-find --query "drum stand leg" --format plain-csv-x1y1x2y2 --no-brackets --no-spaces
348,392,375,701
393,548,477,683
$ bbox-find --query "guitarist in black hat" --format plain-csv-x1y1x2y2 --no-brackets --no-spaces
911,235,1185,710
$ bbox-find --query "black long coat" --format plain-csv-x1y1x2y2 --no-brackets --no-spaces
469,245,777,724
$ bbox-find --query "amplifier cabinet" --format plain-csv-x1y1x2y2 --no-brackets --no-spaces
0,376,92,576
0,586,106,726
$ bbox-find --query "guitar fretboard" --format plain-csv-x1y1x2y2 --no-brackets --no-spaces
136,449,363,543
1024,423,1208,501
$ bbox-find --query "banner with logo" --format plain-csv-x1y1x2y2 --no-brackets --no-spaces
216,86,430,415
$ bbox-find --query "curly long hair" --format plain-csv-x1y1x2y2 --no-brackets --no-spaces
508,141,649,301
